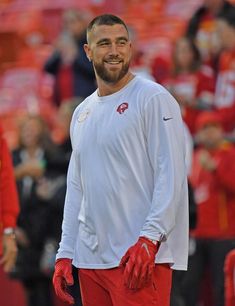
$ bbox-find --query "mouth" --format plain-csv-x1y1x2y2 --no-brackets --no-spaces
104,60,123,65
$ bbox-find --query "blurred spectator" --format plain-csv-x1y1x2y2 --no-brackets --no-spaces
11,114,64,306
163,37,215,135
214,4,235,134
224,249,235,306
170,181,197,306
181,112,235,306
170,124,197,306
151,55,171,85
53,100,83,306
0,122,19,273
128,26,155,80
186,0,233,70
44,9,96,107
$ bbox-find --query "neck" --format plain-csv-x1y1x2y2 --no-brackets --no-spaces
97,72,134,96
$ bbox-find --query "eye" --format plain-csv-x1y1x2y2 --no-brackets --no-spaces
98,41,110,47
117,40,127,46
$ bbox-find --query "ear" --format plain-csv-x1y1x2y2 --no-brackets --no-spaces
84,44,92,62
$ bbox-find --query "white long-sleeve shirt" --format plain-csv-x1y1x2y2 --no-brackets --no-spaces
57,75,189,270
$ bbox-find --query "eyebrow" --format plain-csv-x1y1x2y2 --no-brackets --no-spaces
96,36,129,45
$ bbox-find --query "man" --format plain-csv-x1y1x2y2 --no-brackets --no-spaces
44,9,96,107
0,123,19,272
53,14,188,306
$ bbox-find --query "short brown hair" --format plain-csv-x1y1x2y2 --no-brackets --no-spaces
86,14,129,43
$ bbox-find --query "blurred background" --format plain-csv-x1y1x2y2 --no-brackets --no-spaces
1,0,235,306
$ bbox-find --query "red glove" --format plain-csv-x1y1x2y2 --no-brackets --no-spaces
53,258,74,305
119,236,159,290
224,250,235,306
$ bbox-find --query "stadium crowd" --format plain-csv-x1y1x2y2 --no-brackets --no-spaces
0,0,235,306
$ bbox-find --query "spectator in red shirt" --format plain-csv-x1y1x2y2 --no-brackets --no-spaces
0,123,19,272
163,37,215,135
214,4,235,134
181,112,235,306
186,0,233,70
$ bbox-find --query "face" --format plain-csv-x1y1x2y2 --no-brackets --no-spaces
174,38,194,70
216,19,235,50
84,24,132,83
20,117,43,148
197,124,223,148
64,15,85,37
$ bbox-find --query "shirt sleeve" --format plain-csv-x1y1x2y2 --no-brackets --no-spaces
140,92,187,242
56,109,83,260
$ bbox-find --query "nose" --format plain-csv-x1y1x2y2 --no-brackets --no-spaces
109,42,119,55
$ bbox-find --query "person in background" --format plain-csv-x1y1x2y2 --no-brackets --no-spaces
44,9,96,107
52,14,188,306
0,123,19,273
186,0,233,71
53,100,83,306
214,4,235,134
224,249,235,306
182,112,235,306
11,114,61,306
128,25,155,81
163,36,215,135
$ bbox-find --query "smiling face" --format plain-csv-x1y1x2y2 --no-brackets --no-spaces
84,24,132,84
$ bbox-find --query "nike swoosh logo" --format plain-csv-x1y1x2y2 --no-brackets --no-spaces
141,243,150,257
163,117,173,121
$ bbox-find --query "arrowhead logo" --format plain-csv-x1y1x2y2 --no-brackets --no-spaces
117,102,128,114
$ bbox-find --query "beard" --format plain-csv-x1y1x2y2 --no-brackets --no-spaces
93,58,130,83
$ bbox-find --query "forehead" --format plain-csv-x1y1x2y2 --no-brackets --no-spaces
90,24,129,42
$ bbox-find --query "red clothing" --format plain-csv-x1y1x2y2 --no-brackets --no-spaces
224,249,235,306
151,56,171,84
163,66,215,134
190,143,235,239
79,264,172,306
215,50,235,132
0,124,19,254
57,65,74,102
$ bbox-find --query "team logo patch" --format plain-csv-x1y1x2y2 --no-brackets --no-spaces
77,109,90,122
117,102,128,114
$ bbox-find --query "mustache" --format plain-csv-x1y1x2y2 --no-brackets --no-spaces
105,56,123,61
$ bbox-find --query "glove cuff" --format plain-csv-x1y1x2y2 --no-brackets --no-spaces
55,258,72,267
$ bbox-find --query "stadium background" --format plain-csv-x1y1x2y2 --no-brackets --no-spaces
1,0,235,306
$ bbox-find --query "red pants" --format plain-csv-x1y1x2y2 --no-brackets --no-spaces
79,264,172,306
